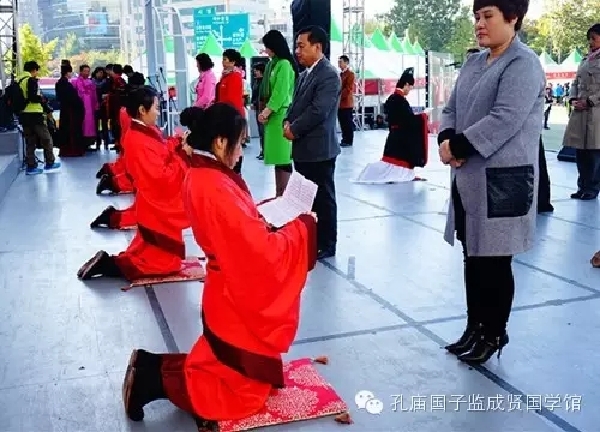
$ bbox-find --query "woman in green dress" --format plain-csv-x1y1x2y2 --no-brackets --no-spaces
258,30,299,196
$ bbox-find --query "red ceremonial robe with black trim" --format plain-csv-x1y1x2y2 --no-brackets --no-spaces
113,120,190,280
100,107,135,193
175,153,317,421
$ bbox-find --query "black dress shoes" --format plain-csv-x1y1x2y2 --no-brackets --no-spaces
572,190,598,200
317,249,335,260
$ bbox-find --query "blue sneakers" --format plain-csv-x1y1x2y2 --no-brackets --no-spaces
26,167,43,175
26,161,61,175
44,162,61,170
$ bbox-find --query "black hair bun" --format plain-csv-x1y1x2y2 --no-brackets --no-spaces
180,107,204,131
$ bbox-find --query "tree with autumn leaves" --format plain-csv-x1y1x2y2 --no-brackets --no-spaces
383,0,600,62
521,0,600,61
11,23,58,76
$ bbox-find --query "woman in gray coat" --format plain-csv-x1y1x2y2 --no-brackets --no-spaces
562,23,600,201
437,0,545,364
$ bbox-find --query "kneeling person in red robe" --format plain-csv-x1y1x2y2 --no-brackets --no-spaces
78,86,191,281
120,103,317,428
96,73,146,194
91,105,197,230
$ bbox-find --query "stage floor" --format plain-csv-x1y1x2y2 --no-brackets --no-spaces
0,131,597,431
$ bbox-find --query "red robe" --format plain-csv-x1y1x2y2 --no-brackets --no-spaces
107,202,137,229
102,131,184,230
170,153,316,421
120,106,132,135
113,121,190,280
99,108,135,193
216,70,245,117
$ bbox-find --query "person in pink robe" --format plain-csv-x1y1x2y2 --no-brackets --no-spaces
72,64,98,150
194,53,217,109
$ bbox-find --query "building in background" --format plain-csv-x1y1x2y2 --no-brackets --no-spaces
266,0,292,46
17,0,290,62
32,0,121,51
17,0,43,35
126,0,274,56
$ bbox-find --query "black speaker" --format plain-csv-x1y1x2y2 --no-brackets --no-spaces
291,0,331,69
557,146,577,162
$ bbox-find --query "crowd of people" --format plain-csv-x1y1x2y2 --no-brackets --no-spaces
73,25,330,429
14,60,138,175
57,61,131,156
192,26,341,259
7,0,600,426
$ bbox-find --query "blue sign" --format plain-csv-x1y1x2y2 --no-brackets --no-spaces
194,13,250,51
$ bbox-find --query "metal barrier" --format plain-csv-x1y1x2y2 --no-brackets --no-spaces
426,51,458,133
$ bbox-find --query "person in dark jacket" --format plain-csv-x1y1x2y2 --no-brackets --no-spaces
92,66,108,149
251,62,266,159
101,64,115,148
55,63,85,157
107,64,127,151
123,65,134,81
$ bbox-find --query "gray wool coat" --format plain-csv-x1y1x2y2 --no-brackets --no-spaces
562,52,600,150
440,37,545,256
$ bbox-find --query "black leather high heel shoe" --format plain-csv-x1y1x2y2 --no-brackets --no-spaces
457,333,509,364
444,324,481,355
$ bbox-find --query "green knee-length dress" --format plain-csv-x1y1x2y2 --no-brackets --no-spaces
260,58,296,165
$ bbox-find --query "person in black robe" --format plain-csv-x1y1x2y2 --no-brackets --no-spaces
382,68,428,169
55,64,85,157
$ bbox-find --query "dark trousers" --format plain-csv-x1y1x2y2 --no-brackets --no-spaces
538,137,552,207
453,181,514,335
337,108,354,145
255,109,264,153
23,122,55,168
111,115,122,144
96,109,109,147
294,157,337,252
462,245,514,334
234,156,243,174
544,106,551,127
576,149,600,195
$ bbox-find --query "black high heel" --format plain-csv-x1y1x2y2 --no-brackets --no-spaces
458,333,509,364
444,324,481,355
